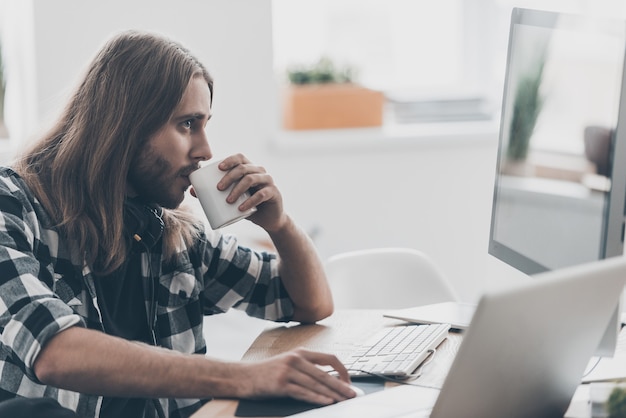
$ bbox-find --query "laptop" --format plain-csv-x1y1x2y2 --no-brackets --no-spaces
291,256,626,418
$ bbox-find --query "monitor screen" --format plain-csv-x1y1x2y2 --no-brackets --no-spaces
488,8,626,356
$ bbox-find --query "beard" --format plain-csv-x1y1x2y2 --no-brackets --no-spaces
128,145,197,209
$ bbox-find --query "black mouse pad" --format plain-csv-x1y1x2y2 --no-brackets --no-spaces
234,379,385,417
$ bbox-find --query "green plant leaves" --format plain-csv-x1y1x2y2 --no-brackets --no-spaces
507,58,545,161
608,386,626,418
286,56,355,85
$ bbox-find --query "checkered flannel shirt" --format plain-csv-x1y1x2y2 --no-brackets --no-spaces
0,167,294,417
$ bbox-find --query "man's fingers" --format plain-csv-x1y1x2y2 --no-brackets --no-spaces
286,349,355,402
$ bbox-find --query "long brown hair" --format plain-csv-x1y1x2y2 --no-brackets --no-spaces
13,30,213,274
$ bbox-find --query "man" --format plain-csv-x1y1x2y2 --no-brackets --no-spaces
0,30,356,418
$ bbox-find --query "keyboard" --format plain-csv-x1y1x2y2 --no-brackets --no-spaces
343,323,451,378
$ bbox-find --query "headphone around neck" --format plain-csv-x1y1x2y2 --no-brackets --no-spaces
123,197,164,252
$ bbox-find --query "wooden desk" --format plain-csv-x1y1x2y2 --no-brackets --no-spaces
192,310,621,418
191,309,462,418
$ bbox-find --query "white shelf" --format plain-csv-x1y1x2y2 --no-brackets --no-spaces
269,119,500,154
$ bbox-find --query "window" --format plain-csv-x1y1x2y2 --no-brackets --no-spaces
273,0,471,94
272,0,626,127
273,0,500,125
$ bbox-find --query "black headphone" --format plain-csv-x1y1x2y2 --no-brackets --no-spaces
123,197,164,252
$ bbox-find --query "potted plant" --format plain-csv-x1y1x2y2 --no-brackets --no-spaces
282,57,384,130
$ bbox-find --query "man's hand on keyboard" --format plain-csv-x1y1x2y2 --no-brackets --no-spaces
235,347,359,405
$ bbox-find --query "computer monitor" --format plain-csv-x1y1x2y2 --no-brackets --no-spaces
488,8,626,356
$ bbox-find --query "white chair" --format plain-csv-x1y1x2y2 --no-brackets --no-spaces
324,247,459,309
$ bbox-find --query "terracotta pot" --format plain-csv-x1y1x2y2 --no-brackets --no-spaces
282,84,384,130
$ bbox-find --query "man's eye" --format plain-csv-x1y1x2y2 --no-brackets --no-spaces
183,119,194,129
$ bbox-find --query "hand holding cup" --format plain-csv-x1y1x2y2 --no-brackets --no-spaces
189,158,256,229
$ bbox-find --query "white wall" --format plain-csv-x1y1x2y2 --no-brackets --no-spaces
31,0,277,159
264,134,505,302
20,0,522,303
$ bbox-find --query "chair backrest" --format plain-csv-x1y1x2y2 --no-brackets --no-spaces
324,247,458,309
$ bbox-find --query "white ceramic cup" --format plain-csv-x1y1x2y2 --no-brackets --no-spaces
189,159,256,229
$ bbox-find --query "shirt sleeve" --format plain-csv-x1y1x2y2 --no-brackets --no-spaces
196,228,295,322
0,176,84,380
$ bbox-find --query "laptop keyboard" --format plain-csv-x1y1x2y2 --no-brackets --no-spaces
343,323,450,378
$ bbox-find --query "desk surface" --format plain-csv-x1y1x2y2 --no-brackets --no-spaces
191,310,461,418
191,310,626,418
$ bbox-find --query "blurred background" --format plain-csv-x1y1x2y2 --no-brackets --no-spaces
0,0,625,304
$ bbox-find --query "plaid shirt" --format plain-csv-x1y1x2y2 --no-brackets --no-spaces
0,167,294,417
